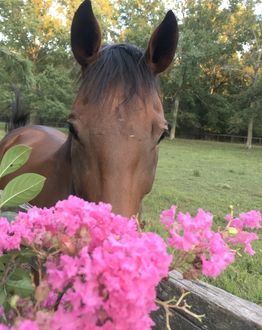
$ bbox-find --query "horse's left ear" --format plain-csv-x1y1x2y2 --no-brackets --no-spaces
145,11,178,75
71,0,101,67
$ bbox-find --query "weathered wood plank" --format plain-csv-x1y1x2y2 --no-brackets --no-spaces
152,270,262,330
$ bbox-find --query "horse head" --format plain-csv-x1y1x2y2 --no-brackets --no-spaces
68,0,178,217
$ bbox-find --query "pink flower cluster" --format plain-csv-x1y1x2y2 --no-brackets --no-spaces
225,210,261,256
0,196,171,330
0,197,260,329
161,206,261,278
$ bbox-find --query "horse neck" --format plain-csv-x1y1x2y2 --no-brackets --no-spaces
58,134,72,162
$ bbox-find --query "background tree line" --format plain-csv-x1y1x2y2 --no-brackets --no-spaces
0,0,261,147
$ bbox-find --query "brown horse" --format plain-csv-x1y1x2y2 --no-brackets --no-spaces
0,0,178,217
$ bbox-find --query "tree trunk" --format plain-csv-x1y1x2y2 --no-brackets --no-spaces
245,29,261,149
170,96,180,140
246,114,254,149
30,111,39,125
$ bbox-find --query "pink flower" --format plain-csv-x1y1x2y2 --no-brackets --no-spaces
0,197,260,329
191,208,213,231
17,320,39,330
239,211,261,229
230,217,244,229
0,325,9,330
227,231,258,256
160,205,176,229
209,233,227,254
168,230,198,251
200,233,235,277
0,196,172,330
161,206,259,278
41,292,58,309
201,251,235,278
225,210,261,230
0,217,21,254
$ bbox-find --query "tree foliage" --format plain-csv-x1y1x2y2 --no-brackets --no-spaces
0,0,261,144
161,0,261,142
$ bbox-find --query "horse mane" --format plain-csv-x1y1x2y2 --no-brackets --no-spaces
79,44,159,106
7,86,30,132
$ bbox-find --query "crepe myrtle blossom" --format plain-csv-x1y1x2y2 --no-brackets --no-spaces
224,210,261,256
0,196,171,330
0,197,260,329
161,206,261,278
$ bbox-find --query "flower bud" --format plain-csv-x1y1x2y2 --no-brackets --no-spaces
10,295,19,308
58,234,77,255
228,227,238,236
35,281,49,304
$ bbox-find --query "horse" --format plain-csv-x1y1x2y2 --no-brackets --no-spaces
0,0,178,217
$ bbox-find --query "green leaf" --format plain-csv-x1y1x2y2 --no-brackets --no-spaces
6,279,34,297
0,173,46,208
6,274,34,297
0,253,13,267
0,287,6,305
0,257,6,272
0,254,35,299
16,249,36,265
0,145,32,178
6,268,34,297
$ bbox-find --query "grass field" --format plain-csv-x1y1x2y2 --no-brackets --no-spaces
142,139,262,305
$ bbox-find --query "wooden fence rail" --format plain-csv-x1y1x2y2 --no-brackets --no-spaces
203,133,262,145
152,271,262,330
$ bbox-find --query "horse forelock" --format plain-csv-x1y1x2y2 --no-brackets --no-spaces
79,44,159,107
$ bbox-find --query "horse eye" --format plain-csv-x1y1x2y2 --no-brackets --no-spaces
158,129,169,144
68,123,79,140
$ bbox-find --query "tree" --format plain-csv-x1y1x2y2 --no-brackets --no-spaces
0,0,261,139
0,46,35,122
0,0,75,124
115,0,166,47
162,0,231,139
0,0,119,125
234,1,261,148
161,0,261,142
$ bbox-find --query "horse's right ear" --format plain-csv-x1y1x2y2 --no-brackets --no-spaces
71,0,101,67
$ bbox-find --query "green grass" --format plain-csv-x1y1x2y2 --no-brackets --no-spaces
142,139,262,305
